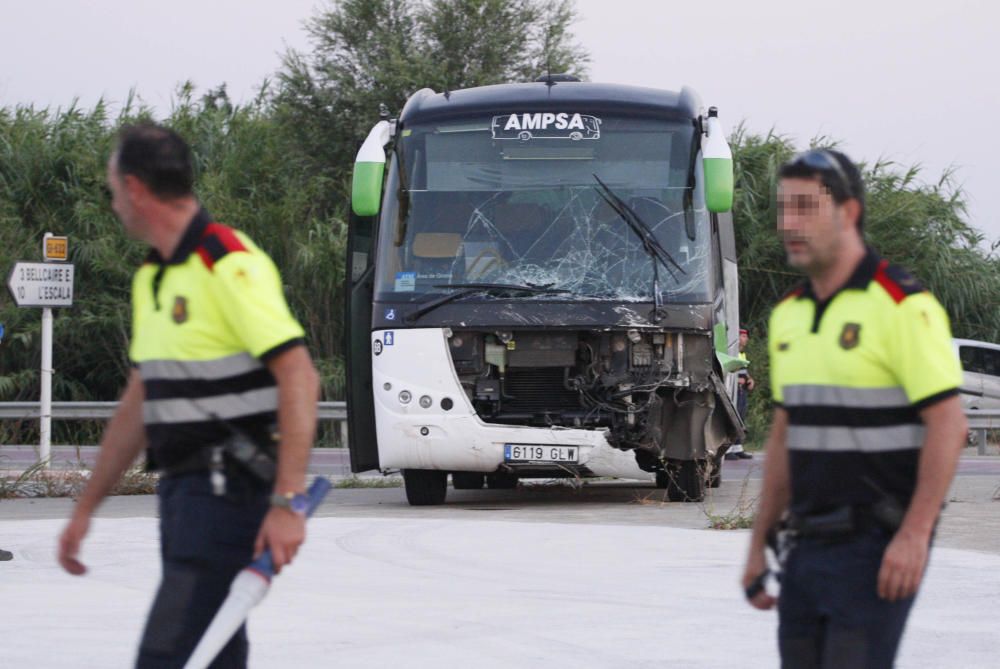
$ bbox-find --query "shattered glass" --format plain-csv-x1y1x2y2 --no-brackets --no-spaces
374,115,713,303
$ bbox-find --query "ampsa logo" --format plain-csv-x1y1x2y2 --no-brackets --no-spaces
491,112,602,141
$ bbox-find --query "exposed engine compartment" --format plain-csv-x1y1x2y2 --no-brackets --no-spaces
446,328,739,469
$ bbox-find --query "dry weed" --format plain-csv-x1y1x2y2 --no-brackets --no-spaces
0,462,157,499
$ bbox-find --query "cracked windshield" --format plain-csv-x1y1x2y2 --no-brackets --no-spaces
374,114,712,302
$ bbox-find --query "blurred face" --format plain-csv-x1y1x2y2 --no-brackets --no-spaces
776,176,854,274
739,331,749,351
106,152,143,240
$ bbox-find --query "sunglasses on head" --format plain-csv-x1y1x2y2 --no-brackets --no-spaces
787,149,851,198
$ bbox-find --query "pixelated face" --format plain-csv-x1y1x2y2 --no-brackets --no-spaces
776,176,846,272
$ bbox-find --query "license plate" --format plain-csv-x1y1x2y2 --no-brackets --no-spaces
504,444,579,463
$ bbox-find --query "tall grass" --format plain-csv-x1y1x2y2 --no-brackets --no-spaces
0,90,348,445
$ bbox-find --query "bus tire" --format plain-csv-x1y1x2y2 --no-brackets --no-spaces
452,472,486,490
708,455,723,489
486,472,519,489
656,461,705,502
403,469,448,506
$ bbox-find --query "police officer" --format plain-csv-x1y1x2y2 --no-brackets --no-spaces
727,327,755,460
57,124,320,668
741,149,967,668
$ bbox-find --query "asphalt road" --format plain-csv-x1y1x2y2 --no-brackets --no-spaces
5,444,1000,478
0,444,356,477
4,450,998,554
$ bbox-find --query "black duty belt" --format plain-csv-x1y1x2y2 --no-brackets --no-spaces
788,500,905,540
746,499,906,602
159,433,276,485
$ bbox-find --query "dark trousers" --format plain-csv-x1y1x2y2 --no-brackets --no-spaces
136,472,269,669
778,529,916,669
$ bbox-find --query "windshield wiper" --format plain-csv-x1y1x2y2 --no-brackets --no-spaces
593,175,685,277
405,283,568,323
593,175,686,323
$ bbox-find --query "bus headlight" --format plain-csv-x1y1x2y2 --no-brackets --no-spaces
398,390,412,404
419,395,433,408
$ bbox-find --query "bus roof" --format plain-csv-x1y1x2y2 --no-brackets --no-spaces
400,81,701,125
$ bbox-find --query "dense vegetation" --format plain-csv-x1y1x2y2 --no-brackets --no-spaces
1,0,996,447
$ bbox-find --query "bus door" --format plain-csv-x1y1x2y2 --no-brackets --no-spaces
344,207,380,472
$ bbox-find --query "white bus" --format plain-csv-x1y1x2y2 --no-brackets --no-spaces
344,78,745,505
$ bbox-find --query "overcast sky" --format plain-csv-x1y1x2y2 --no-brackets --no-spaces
1,0,996,241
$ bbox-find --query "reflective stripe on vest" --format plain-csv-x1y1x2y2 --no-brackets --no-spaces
142,387,279,425
786,424,925,453
138,353,261,381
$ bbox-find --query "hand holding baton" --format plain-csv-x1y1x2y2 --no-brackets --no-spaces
183,477,332,669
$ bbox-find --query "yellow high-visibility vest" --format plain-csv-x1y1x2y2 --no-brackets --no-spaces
768,248,961,512
129,208,305,469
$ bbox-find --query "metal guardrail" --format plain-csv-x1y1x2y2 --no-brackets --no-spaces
0,401,346,420
966,410,1000,427
0,401,349,445
966,409,1000,455
0,402,120,420
0,402,995,453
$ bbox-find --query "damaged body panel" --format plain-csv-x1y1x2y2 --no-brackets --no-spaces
345,81,744,505
444,327,736,460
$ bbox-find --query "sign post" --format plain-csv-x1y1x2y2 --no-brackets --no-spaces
40,308,53,465
6,233,73,467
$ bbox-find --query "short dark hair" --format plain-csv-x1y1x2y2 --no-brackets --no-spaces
114,123,194,199
779,149,866,231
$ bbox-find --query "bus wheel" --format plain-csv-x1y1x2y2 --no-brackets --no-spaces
452,472,486,490
403,469,448,506
708,455,723,489
655,461,705,502
486,472,519,489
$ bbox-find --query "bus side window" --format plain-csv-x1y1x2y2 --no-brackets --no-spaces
348,212,374,284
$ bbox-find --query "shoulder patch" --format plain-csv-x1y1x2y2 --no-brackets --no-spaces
195,222,248,270
873,259,924,304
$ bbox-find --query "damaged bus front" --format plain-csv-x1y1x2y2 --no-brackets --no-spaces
344,80,745,505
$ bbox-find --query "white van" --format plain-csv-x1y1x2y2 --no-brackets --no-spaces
954,338,1000,410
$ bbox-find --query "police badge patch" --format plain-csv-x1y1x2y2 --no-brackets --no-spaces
172,296,188,324
839,322,861,349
